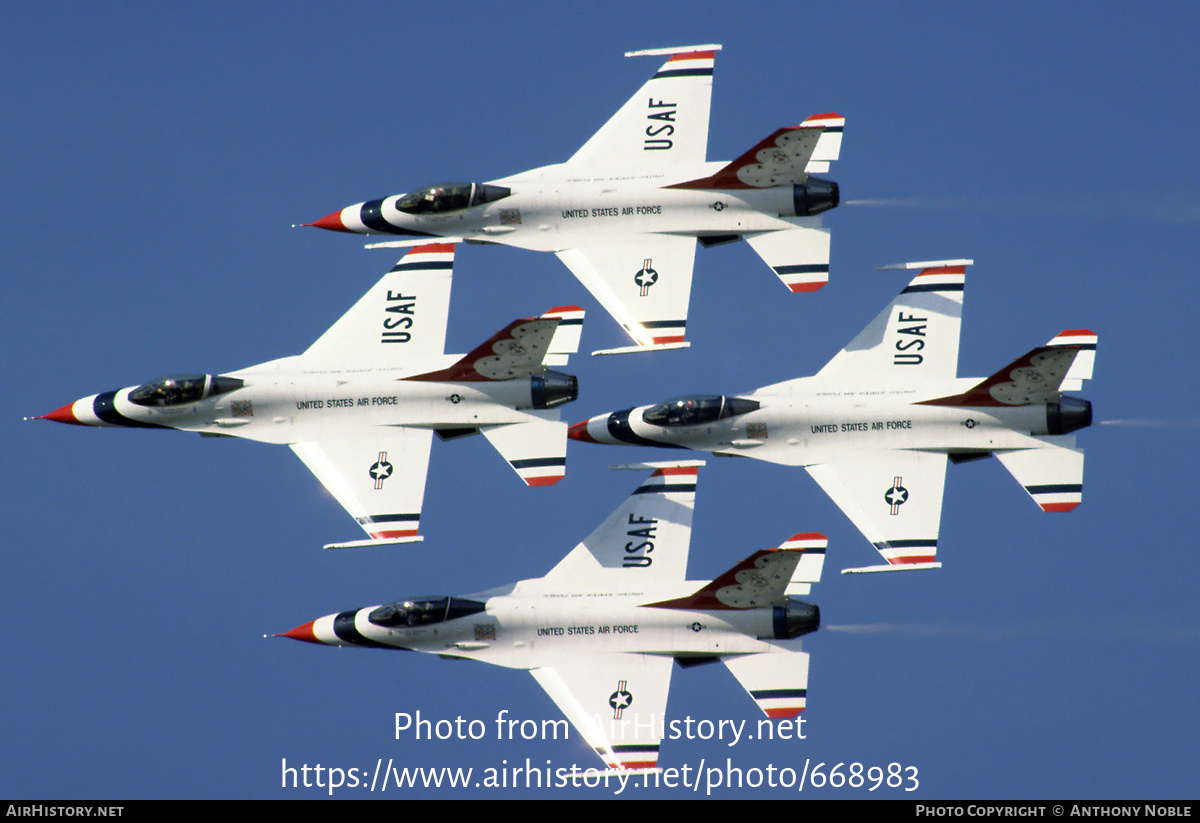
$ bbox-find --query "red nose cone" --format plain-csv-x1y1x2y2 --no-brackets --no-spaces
278,621,321,644
305,211,353,233
568,420,596,443
40,403,83,425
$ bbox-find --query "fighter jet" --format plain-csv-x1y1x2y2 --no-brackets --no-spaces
569,260,1098,573
306,44,843,355
281,461,825,771
39,244,584,549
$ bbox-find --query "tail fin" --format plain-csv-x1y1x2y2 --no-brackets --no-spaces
716,533,827,719
921,329,1098,408
647,532,827,610
404,306,585,383
540,305,586,366
781,533,828,596
1048,329,1097,391
669,113,844,190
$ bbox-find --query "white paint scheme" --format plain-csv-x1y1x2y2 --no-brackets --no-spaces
282,462,827,772
570,261,1098,573
310,45,844,354
42,245,584,549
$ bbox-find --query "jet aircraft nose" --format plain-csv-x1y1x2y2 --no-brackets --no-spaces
305,210,355,233
567,419,599,443
38,402,85,426
277,620,322,644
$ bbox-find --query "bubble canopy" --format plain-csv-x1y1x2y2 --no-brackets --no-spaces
368,597,486,628
393,182,511,215
128,374,244,407
641,395,760,427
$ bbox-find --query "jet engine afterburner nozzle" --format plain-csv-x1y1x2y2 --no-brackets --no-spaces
773,598,820,640
531,370,579,409
1047,395,1093,435
793,176,840,216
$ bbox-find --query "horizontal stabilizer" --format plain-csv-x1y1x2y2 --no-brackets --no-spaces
995,444,1084,512
724,651,811,718
482,416,567,486
744,227,831,293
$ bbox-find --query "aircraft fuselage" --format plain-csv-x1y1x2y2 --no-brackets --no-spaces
571,379,1091,465
292,585,795,671
323,165,833,251
51,361,562,445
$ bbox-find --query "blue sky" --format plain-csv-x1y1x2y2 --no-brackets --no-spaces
4,2,1198,799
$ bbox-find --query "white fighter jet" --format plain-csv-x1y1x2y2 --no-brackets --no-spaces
569,260,1098,573
281,461,826,772
39,244,584,549
306,44,843,355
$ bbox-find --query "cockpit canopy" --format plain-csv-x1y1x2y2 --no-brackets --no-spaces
642,395,761,427
394,182,511,215
368,596,486,628
128,374,244,407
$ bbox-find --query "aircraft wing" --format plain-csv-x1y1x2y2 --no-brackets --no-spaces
778,260,972,390
556,234,695,355
566,45,720,174
805,450,947,573
289,428,433,549
530,653,673,772
543,461,703,584
301,244,455,368
481,414,567,486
